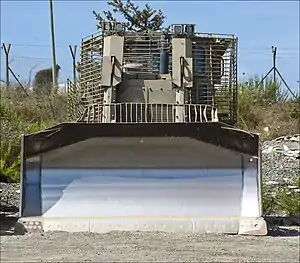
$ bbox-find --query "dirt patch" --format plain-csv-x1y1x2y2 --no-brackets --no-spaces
1,229,299,262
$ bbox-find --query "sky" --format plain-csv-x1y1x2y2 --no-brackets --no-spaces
0,0,299,93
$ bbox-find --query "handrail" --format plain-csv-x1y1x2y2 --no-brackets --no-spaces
81,103,219,123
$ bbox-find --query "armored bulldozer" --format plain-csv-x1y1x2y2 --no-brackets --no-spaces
18,22,267,235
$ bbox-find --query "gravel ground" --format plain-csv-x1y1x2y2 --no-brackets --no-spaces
0,182,19,220
0,182,19,219
262,134,300,183
1,229,299,262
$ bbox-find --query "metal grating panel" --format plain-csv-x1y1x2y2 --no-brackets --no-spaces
68,30,237,124
191,34,238,124
66,79,85,121
123,32,171,74
79,32,104,110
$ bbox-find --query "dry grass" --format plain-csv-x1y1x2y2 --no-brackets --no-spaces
236,76,299,139
1,86,68,123
0,86,68,183
237,101,300,139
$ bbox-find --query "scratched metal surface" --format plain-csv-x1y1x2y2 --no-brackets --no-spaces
41,168,243,218
21,137,261,233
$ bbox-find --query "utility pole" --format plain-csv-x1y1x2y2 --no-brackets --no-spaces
69,45,77,88
49,0,57,93
2,43,11,90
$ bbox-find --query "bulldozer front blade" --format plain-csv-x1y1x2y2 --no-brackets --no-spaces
18,122,267,235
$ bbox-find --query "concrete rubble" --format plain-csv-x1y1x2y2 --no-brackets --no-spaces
262,134,300,184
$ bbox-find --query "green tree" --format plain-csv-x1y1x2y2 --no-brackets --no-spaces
33,64,60,94
93,0,166,32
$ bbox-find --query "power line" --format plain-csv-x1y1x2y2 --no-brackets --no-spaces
6,54,297,60
5,51,298,60
6,43,76,48
10,55,51,60
239,47,299,51
5,43,299,50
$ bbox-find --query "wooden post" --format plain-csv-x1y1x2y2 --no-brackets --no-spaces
2,43,11,89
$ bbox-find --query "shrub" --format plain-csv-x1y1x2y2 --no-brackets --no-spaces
277,178,300,216
1,104,23,183
0,101,55,182
262,178,300,217
33,64,60,94
0,86,66,183
237,75,299,139
1,86,68,122
0,140,21,183
262,183,279,215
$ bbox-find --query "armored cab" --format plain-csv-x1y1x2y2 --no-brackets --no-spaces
70,23,237,125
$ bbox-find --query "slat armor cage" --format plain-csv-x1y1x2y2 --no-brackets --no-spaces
69,23,238,125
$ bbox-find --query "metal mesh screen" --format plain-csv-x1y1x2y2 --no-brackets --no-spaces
71,30,237,124
123,32,171,74
191,34,238,124
79,33,104,105
66,79,84,121
76,32,104,122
